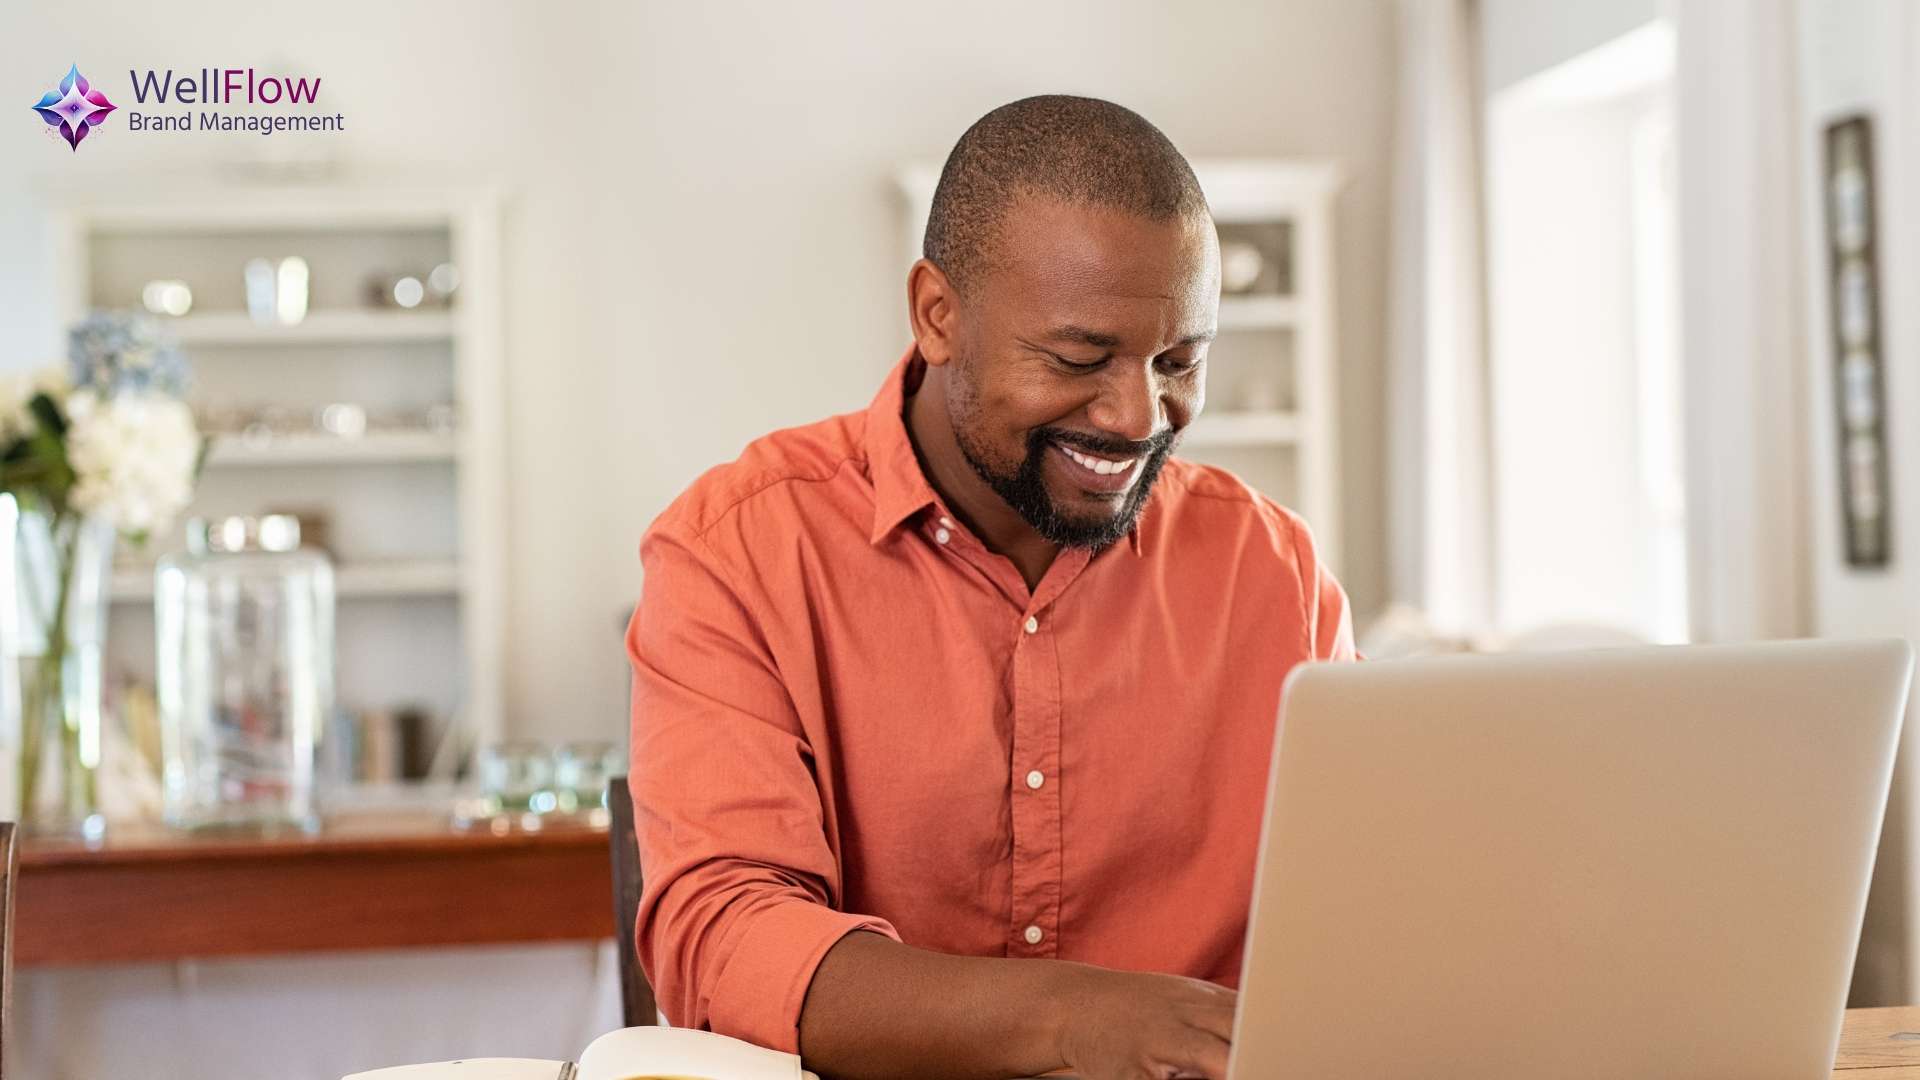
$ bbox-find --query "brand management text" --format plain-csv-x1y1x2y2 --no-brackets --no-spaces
124,68,344,135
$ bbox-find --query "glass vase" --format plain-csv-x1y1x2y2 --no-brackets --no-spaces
0,495,116,841
157,515,333,832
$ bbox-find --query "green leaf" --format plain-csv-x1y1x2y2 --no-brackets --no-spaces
20,428,73,512
27,393,65,439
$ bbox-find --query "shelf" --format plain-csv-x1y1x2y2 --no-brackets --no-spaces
1218,295,1299,330
164,310,455,345
204,430,459,466
110,559,462,603
59,185,509,759
1182,411,1303,448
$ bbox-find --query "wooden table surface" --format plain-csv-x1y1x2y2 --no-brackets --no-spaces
17,811,616,966
1840,1007,1920,1076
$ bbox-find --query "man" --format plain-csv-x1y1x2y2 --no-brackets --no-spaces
628,94,1355,1080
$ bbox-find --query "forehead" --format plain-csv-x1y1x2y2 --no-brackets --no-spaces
980,196,1219,339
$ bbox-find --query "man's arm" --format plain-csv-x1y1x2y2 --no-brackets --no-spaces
629,521,902,1049
798,932,1235,1080
1292,512,1357,662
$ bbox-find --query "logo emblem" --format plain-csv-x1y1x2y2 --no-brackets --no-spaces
31,64,116,151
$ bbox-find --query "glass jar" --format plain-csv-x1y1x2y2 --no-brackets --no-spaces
477,741,554,817
157,515,334,831
553,739,622,816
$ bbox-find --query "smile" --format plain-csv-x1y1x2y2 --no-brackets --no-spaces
1049,440,1148,497
1057,444,1139,476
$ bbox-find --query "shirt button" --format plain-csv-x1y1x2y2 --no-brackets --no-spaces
1024,925,1044,945
1025,770,1045,790
934,528,951,545
1024,616,1039,635
939,516,954,529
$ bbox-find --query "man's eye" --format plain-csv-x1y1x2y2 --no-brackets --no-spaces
1051,353,1104,371
1158,355,1201,373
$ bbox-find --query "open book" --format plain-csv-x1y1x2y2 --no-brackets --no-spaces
345,1027,821,1080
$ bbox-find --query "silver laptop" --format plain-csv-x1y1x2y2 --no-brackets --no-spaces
1231,638,1913,1080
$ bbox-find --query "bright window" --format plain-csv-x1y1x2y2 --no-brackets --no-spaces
1483,20,1689,643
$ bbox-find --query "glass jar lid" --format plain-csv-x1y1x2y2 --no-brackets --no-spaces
187,515,301,554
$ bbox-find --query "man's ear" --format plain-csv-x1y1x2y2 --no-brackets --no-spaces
906,258,959,368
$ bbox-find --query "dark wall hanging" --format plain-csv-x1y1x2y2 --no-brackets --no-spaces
1824,114,1893,568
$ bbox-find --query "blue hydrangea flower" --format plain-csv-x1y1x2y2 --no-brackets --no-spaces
67,312,191,398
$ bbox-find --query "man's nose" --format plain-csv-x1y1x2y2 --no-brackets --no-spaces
1086,364,1165,444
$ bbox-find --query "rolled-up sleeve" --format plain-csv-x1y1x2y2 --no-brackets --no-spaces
626,518,899,1052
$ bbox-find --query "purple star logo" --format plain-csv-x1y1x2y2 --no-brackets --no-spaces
31,64,116,151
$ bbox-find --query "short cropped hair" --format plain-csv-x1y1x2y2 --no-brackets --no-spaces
923,94,1211,294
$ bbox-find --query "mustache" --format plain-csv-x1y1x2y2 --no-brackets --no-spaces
1031,426,1176,459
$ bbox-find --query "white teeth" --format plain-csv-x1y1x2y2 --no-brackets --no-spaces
1060,445,1139,476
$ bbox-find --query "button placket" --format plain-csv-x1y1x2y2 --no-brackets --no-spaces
1008,595,1063,957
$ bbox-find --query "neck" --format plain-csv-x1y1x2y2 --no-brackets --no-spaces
905,365,1059,591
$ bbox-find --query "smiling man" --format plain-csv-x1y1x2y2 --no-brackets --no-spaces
627,95,1355,1080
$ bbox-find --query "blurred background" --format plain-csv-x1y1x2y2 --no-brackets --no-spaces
0,0,1914,1076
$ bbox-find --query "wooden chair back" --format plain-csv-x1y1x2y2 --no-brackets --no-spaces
606,779,657,1028
0,822,16,1079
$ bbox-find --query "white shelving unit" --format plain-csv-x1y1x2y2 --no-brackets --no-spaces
895,159,1344,563
46,185,509,773
1218,295,1301,331
167,309,456,345
110,559,463,601
203,430,461,467
1182,410,1305,448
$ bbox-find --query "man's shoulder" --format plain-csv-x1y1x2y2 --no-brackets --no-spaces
1151,455,1320,558
650,407,871,543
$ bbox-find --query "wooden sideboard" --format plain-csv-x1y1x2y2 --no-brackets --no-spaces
17,812,615,966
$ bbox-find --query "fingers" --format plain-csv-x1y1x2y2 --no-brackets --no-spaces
1161,1023,1231,1080
1176,998,1238,1044
1173,981,1238,1044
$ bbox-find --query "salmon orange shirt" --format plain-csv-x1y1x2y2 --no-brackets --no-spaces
626,348,1356,1053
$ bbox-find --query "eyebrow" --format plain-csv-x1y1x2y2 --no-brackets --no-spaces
1045,325,1123,349
1044,325,1217,349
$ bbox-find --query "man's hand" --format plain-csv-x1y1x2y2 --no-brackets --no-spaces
1053,967,1236,1080
797,932,1237,1080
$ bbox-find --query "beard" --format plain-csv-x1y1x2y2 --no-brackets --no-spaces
953,419,1175,550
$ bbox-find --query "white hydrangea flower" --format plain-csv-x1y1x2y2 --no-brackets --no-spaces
64,389,201,535
0,373,36,444
0,363,66,444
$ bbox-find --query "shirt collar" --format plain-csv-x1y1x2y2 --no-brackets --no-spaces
866,347,938,544
864,345,1145,557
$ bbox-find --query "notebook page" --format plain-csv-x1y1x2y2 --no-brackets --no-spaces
575,1028,802,1080
343,1058,571,1080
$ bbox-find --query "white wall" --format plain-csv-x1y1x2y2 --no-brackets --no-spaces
0,1,1400,1074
